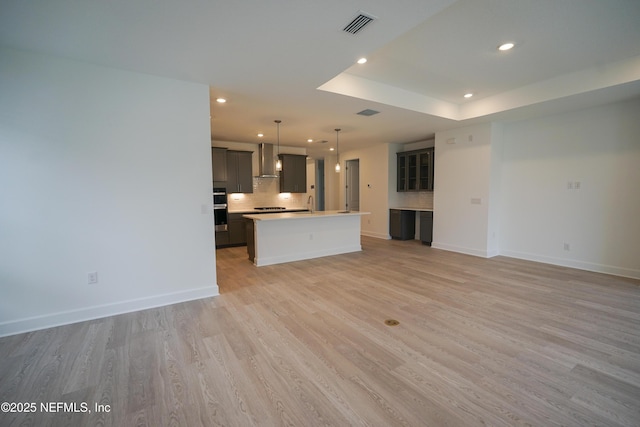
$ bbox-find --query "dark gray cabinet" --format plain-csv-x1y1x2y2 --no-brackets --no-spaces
211,147,228,182
279,154,306,193
420,211,433,245
227,150,253,193
227,213,247,246
397,148,434,192
419,149,434,191
390,209,415,240
397,154,407,191
215,230,229,248
246,218,255,263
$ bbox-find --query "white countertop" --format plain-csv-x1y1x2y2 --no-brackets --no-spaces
391,207,434,212
244,210,370,221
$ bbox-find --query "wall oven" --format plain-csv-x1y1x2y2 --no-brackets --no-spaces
213,188,228,231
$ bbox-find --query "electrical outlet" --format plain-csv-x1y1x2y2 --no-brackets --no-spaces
88,271,98,284
563,243,570,251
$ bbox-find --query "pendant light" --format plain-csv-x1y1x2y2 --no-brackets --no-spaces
275,120,282,171
334,128,341,173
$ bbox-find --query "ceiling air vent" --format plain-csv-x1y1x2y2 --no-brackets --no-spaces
357,109,380,117
343,13,375,35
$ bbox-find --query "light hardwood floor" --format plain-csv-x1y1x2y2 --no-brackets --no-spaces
1,237,639,426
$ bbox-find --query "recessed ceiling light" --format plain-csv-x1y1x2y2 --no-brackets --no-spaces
307,139,313,143
257,133,264,137
464,93,474,98
330,147,335,151
357,57,367,64
498,42,514,51
216,98,226,103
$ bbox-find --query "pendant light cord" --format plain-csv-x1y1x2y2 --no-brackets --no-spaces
275,120,282,171
275,120,281,155
335,128,341,173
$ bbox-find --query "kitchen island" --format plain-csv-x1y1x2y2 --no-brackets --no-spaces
243,210,370,266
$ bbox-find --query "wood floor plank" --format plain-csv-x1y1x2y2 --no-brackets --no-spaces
1,236,639,426
200,334,271,426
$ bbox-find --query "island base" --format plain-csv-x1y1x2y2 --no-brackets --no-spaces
245,212,366,266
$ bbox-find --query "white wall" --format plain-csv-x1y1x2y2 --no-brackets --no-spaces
432,99,640,279
433,123,500,257
0,48,218,336
500,99,640,279
324,153,341,211
339,144,393,239
487,123,503,257
387,143,403,213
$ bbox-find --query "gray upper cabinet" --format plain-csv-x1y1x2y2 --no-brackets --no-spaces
397,148,434,192
227,150,253,193
279,154,306,193
418,149,434,191
212,147,228,182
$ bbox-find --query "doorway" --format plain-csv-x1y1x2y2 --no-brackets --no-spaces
346,159,359,211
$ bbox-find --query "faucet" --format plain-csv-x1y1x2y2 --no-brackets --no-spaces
307,195,314,213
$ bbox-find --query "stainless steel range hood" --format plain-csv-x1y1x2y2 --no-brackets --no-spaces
258,143,279,177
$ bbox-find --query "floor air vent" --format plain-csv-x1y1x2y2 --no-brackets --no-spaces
343,13,375,35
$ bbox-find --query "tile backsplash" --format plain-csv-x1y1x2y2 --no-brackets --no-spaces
227,177,307,211
397,191,434,209
227,176,433,212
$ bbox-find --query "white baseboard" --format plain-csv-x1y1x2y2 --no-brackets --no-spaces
500,250,640,280
431,241,496,258
430,244,639,279
361,231,391,240
0,285,219,338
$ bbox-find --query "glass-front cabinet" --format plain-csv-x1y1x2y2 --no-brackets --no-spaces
419,150,433,190
397,155,407,191
407,154,418,190
397,147,434,192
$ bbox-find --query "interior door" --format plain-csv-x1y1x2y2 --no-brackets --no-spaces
346,159,359,211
